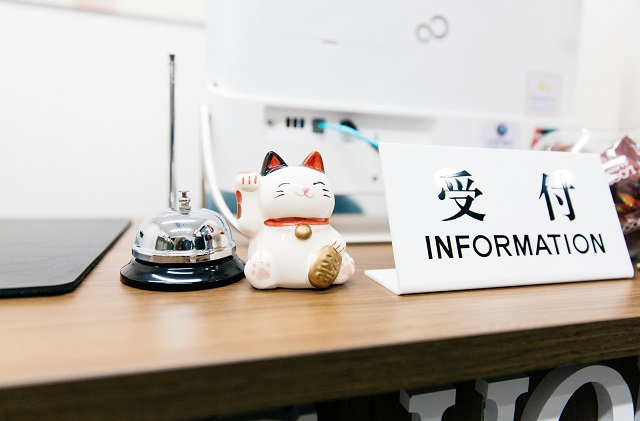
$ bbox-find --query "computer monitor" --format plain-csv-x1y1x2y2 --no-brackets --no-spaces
204,0,582,215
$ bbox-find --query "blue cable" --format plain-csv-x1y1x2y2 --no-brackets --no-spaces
316,121,379,151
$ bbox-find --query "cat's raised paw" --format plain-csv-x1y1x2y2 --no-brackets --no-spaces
236,172,261,192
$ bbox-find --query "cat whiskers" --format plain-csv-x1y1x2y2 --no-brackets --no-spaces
322,188,332,198
274,190,285,198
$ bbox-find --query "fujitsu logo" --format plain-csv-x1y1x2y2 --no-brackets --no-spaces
415,15,449,43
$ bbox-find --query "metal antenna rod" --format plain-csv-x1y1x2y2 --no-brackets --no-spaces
168,54,177,209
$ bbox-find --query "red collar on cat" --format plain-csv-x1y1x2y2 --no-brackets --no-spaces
264,217,330,227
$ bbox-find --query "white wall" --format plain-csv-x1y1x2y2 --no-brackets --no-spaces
0,1,206,218
576,0,640,129
6,0,206,25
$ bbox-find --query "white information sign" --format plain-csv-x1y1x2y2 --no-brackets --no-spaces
366,143,634,295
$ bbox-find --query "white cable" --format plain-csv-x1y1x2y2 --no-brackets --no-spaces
200,103,239,231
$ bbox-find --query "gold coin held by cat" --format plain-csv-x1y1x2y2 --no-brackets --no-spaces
308,245,342,289
295,224,312,240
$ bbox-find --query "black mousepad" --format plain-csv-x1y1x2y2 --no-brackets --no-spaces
0,219,130,298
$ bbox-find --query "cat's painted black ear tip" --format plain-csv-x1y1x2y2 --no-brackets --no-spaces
261,151,288,176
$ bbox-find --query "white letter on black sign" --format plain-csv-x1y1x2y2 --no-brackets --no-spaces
400,386,456,421
475,376,529,421
521,365,633,421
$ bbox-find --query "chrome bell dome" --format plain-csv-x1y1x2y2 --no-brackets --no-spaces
120,191,245,292
133,192,236,264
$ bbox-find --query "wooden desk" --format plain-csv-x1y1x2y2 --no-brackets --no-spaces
1,222,639,420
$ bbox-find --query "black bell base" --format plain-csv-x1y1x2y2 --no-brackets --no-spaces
120,255,245,292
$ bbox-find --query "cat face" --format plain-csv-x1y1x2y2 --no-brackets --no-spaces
259,152,335,219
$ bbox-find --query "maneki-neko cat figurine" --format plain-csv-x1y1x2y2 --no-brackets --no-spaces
235,151,355,289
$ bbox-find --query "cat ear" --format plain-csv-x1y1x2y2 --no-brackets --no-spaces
260,151,287,176
301,151,325,173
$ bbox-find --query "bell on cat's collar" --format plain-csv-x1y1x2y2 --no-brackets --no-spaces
120,191,245,292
